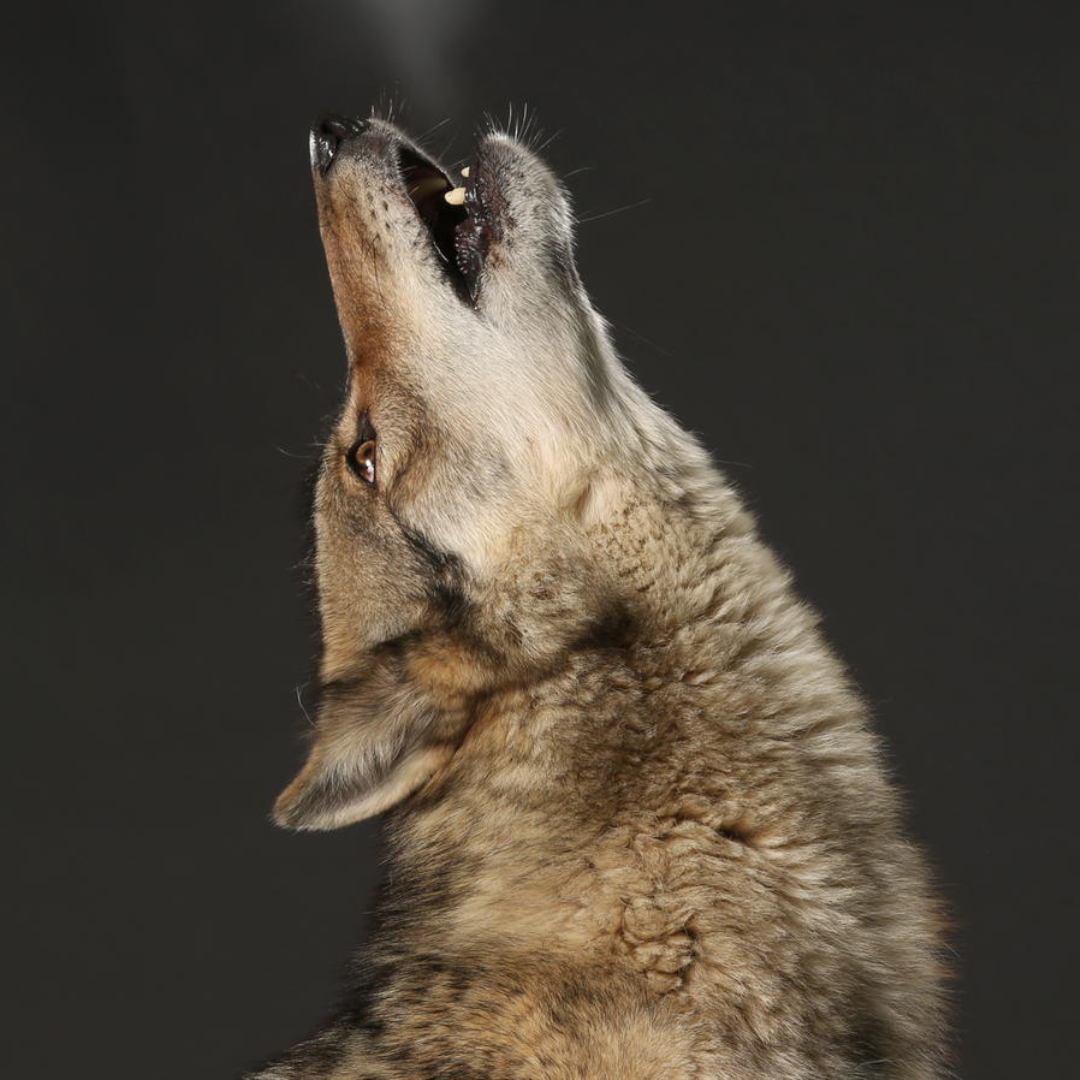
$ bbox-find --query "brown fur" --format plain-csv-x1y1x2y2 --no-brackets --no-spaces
249,114,949,1079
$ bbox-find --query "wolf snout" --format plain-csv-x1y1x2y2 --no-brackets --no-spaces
310,113,367,175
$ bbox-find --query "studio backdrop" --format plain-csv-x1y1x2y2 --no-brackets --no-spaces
2,2,1076,1078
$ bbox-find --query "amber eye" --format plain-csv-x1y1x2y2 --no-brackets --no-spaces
347,439,376,486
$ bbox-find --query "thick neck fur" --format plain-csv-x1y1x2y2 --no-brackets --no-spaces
330,459,948,1079
258,437,947,1080
389,453,887,925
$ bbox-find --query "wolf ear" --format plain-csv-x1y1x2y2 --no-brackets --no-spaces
272,660,458,831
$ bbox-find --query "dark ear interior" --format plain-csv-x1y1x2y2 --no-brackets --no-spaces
272,658,459,830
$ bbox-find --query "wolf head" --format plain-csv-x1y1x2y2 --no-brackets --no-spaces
274,115,738,830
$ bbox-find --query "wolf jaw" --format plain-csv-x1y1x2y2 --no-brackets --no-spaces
253,113,950,1079
312,113,497,305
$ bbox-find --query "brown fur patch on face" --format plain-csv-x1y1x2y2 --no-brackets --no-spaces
403,631,501,711
316,187,398,366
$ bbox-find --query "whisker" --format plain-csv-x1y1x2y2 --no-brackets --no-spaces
617,322,673,358
272,444,319,461
536,127,563,153
295,683,315,727
578,197,652,224
416,115,452,143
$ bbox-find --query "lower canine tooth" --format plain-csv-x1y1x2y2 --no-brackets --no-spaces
444,187,466,205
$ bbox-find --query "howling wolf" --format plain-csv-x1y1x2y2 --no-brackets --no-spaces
248,113,949,1079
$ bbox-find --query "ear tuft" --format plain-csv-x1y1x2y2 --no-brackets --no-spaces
273,743,453,831
271,656,462,830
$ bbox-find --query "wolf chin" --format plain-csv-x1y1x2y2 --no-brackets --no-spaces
248,112,949,1079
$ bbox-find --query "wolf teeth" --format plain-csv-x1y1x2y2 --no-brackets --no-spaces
461,166,470,177
444,187,466,206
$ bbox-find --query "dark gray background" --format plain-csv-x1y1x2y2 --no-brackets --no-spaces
2,2,1076,1077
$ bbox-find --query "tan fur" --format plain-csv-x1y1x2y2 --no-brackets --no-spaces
251,115,949,1079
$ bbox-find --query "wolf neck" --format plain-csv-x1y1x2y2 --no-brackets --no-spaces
381,465,865,976
399,454,835,843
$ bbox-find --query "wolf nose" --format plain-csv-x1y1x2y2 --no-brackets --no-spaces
311,114,366,174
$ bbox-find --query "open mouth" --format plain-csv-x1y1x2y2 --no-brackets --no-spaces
396,145,489,305
311,115,496,306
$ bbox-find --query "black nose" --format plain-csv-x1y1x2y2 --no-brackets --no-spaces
311,114,366,174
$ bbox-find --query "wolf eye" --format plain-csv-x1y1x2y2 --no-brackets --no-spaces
347,439,376,486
